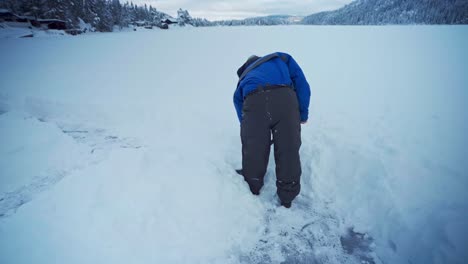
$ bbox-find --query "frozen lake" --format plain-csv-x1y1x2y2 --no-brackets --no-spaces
1,25,467,264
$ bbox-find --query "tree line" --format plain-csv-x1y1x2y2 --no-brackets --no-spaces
0,0,211,31
1,0,466,32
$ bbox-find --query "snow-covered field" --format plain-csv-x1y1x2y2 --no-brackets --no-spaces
0,25,467,264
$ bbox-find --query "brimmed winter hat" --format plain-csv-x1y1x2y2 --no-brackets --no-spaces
237,55,260,78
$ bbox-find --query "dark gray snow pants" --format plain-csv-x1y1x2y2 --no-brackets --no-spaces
241,86,302,204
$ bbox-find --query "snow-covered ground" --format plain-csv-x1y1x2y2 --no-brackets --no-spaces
0,25,467,264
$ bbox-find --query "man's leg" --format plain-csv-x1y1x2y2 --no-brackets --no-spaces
271,90,302,205
241,97,271,195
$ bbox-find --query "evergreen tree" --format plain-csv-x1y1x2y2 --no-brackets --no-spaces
121,2,133,26
110,0,123,28
69,0,86,27
177,8,192,26
94,0,113,31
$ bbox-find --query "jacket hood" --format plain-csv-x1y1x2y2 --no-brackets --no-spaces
237,55,260,78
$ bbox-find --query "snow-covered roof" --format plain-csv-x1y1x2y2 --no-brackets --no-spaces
0,9,11,14
17,15,35,20
162,17,178,23
37,19,66,23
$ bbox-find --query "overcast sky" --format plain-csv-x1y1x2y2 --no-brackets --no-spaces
133,0,354,21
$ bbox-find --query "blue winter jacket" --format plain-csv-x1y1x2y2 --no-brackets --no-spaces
233,52,311,122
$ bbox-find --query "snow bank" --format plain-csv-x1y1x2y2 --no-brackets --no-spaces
0,22,70,39
0,26,467,264
0,111,88,195
0,23,34,38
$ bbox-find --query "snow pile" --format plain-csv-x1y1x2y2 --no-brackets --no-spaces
0,111,86,194
0,26,467,264
78,18,94,33
0,110,90,219
0,22,34,38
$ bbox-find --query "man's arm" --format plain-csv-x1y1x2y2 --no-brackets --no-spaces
233,85,243,123
279,52,311,123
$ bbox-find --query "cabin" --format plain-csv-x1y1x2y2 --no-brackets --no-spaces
161,18,178,25
134,20,146,27
158,23,169,29
37,19,67,30
0,9,78,35
158,18,177,29
65,28,83,35
0,10,37,24
1,9,67,30
16,15,35,23
0,9,20,22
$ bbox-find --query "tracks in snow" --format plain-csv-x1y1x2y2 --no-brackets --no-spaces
0,113,143,219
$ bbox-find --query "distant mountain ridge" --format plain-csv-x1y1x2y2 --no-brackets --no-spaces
302,0,468,25
213,15,303,26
